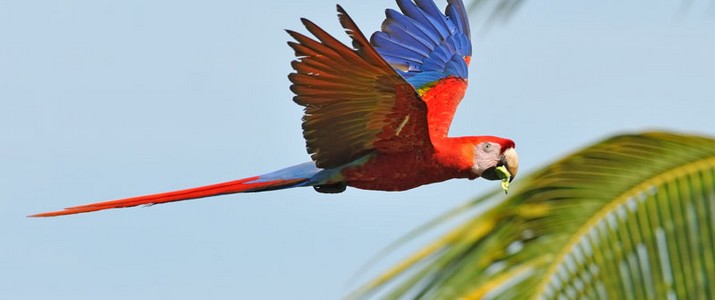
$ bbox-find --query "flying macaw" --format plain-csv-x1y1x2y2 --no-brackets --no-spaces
30,0,518,217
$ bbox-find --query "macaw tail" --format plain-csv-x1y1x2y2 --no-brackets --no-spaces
29,162,323,217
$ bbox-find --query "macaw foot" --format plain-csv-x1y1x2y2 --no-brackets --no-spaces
313,182,347,193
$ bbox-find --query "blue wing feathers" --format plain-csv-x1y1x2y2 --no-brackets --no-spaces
371,0,472,89
372,31,428,61
446,54,468,77
384,10,434,52
415,0,451,38
446,0,470,38
396,0,443,44
404,71,449,90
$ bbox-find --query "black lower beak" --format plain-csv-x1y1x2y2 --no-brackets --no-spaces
480,156,515,182
481,166,500,181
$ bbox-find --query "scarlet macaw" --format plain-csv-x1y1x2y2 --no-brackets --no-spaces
31,0,518,217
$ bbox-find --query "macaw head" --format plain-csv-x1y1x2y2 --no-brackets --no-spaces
471,138,519,183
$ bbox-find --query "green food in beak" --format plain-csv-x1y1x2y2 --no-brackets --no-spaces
495,165,511,194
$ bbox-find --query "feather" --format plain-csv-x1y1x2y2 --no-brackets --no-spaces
288,5,431,168
371,0,472,89
29,163,324,217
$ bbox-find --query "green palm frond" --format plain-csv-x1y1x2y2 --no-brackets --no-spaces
351,131,715,299
468,0,525,25
466,0,702,26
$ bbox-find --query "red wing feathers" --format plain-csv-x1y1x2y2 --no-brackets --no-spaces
288,5,432,169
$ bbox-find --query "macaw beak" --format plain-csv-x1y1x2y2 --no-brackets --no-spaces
480,148,519,182
501,147,519,182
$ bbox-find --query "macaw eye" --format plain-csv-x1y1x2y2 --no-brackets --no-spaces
483,143,492,151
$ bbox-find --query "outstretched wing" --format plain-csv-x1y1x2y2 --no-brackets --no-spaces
371,0,472,139
288,5,431,169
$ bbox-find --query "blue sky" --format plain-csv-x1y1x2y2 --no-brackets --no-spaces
2,0,714,299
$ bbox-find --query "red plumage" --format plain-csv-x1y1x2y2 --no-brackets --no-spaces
30,0,517,217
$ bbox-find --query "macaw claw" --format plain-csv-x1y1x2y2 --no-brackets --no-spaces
495,165,511,194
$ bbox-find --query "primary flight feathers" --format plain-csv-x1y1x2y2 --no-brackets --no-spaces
372,0,472,87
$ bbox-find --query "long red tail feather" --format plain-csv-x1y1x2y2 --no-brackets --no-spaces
29,177,307,217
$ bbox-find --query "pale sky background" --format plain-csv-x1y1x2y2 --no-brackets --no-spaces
2,0,714,299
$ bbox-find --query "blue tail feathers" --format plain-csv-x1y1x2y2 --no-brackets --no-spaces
253,162,345,192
